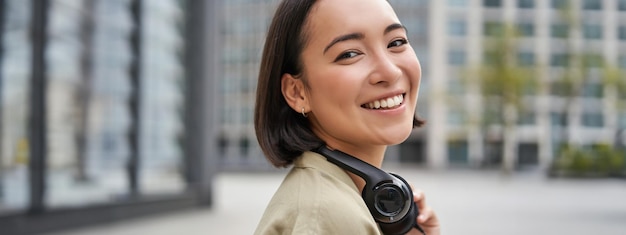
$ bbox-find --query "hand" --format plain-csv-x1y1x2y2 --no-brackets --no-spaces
406,189,440,235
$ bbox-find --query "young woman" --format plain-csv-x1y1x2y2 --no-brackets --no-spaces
254,0,440,234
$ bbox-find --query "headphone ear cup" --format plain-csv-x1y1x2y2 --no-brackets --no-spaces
372,173,419,235
363,182,410,222
377,201,419,235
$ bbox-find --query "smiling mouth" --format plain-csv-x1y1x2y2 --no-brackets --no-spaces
362,94,405,110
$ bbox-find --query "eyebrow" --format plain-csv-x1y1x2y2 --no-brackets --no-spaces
323,23,407,54
385,23,407,35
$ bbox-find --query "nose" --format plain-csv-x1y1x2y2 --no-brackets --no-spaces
368,52,402,85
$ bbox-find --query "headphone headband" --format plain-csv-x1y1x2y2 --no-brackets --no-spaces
314,146,392,190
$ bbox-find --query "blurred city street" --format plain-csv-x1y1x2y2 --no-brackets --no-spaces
4,1,626,234
48,166,626,235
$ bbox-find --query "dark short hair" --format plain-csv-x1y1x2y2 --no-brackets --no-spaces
254,0,425,168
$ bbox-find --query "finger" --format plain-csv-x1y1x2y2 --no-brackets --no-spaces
413,190,426,208
417,206,433,224
418,206,440,228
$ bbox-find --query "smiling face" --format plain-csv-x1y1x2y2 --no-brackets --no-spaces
282,0,421,161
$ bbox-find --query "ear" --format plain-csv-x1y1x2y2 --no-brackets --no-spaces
281,73,309,114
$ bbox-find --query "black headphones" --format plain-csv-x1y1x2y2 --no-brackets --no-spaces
314,146,426,235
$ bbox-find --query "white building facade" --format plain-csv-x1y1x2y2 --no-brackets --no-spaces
423,0,626,169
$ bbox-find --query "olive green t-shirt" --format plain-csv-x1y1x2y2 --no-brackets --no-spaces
254,151,382,235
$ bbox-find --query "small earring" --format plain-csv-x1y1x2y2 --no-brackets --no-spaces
301,107,307,117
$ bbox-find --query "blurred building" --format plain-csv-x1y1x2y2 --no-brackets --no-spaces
216,0,626,171
2,0,626,233
0,0,219,234
425,0,626,170
217,0,277,169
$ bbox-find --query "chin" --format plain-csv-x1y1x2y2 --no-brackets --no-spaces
382,127,413,145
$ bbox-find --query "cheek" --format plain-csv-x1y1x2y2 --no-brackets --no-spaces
308,68,365,100
403,55,422,87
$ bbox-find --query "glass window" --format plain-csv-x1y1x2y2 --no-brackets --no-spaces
620,0,626,11
448,0,468,7
582,0,602,10
42,0,188,207
619,55,626,69
518,0,534,8
0,0,32,214
551,24,569,38
517,23,535,37
448,50,466,65
448,141,469,164
619,112,626,128
619,26,626,40
552,0,568,9
581,83,604,98
518,52,535,66
583,24,602,39
551,53,569,67
447,109,466,125
582,112,604,127
551,112,568,126
518,111,536,125
518,143,539,165
139,0,187,195
484,0,502,7
448,20,466,36
46,0,133,208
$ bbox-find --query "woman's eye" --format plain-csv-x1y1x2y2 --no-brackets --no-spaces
335,51,361,61
388,38,408,48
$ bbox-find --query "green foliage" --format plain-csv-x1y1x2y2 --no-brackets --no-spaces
473,23,538,126
602,64,626,109
552,144,626,177
553,145,589,174
597,144,626,173
551,1,596,103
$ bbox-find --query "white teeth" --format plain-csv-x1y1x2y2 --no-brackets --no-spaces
365,94,404,109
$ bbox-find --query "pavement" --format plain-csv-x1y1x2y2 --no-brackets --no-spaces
47,166,626,235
